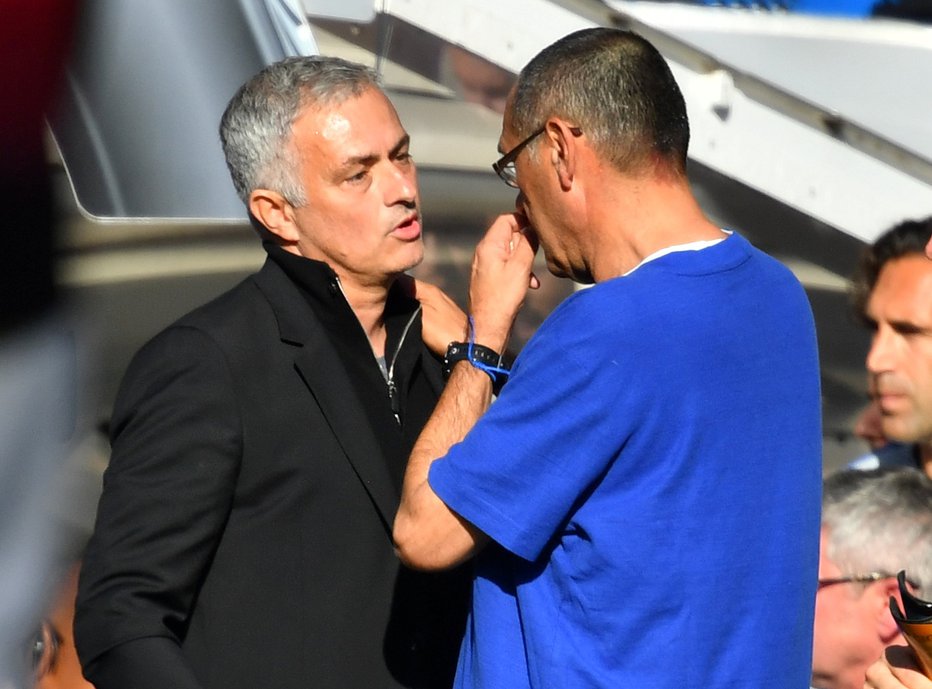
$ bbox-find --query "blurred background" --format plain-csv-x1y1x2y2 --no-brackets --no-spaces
3,0,931,682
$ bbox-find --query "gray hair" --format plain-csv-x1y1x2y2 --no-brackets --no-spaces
822,467,932,593
219,55,381,207
510,28,689,176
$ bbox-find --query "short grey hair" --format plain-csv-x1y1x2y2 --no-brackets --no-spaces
219,55,381,207
822,467,932,593
510,28,689,176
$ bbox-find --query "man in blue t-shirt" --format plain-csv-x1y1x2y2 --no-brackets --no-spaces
396,28,822,689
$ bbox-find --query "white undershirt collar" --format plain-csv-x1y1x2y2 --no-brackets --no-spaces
623,230,731,277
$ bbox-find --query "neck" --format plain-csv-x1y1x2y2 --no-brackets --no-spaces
274,242,394,355
585,173,725,281
336,275,392,357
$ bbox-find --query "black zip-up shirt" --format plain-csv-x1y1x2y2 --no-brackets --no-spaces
266,242,442,501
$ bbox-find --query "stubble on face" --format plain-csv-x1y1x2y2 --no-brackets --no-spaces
287,89,424,289
866,255,932,445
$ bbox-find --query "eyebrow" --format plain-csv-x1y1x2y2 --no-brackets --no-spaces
889,319,932,334
390,133,410,158
338,133,410,170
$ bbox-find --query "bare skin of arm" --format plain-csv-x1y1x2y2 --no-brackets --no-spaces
393,213,538,570
864,646,932,689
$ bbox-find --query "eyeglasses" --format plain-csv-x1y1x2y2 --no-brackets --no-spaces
491,126,545,188
491,125,582,188
818,571,918,590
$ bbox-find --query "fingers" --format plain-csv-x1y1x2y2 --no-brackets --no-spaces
469,213,539,351
886,646,932,689
517,220,541,290
408,278,468,356
864,646,932,689
865,657,899,689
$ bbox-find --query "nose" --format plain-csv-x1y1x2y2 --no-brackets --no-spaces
866,325,895,375
386,160,417,206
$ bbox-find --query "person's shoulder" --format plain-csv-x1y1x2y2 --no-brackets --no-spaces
733,232,800,280
716,232,812,314
148,258,294,350
129,269,269,366
524,281,645,359
538,283,619,330
175,270,266,329
694,231,792,282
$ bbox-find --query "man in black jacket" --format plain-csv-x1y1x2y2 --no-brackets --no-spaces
74,55,469,689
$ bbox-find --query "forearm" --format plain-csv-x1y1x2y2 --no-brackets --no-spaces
395,212,535,570
394,360,492,570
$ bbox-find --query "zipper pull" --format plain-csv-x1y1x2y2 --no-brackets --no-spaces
388,378,401,425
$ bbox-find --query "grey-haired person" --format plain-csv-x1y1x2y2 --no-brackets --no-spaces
813,467,932,689
74,55,469,689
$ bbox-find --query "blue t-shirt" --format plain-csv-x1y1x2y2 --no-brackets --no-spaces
430,232,822,689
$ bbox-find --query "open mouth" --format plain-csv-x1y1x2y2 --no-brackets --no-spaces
392,214,422,240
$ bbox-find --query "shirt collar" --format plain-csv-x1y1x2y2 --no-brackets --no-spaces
623,230,731,277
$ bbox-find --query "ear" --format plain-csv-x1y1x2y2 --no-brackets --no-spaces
543,119,579,192
248,188,301,245
876,578,906,644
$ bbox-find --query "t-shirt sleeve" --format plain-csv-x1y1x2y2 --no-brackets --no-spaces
429,299,637,562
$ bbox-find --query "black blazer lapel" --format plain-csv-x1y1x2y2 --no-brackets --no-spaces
253,260,400,532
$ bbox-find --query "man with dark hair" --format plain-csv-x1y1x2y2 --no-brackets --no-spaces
74,55,468,689
394,28,822,689
813,467,932,689
850,216,932,477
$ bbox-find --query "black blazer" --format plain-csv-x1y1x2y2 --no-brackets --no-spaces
75,258,468,689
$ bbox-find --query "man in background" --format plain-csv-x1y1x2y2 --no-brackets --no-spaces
851,217,932,477
813,467,932,689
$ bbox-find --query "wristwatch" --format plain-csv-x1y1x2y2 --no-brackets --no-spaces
443,341,510,394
